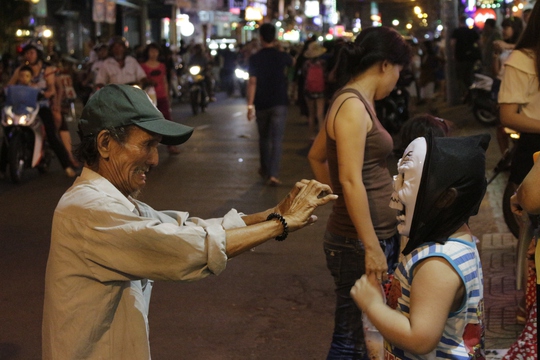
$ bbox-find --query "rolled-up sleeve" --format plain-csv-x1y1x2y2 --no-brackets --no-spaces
54,196,248,283
166,208,247,276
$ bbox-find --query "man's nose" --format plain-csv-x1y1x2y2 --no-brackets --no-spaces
148,147,159,166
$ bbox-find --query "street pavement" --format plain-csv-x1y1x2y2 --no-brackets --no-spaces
0,92,523,359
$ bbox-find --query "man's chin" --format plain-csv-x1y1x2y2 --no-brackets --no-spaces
130,189,142,199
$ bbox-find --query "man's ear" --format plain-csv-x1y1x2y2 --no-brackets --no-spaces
96,130,112,159
435,188,458,208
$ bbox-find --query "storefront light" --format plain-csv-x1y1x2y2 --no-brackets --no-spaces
180,22,194,37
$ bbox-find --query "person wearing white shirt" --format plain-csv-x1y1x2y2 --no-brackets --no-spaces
42,84,337,359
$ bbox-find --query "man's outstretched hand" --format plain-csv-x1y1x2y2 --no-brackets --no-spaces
275,179,337,232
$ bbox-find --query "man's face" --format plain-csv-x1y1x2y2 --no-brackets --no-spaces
389,137,427,236
104,126,161,198
111,43,126,61
97,47,108,60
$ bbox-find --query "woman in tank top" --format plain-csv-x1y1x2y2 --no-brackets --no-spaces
308,27,411,359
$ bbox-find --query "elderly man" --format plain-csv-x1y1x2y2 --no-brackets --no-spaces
42,84,336,359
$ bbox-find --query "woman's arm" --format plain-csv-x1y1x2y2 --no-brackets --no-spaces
516,156,540,214
307,126,332,188
352,257,463,354
7,67,19,86
43,66,57,99
499,103,540,133
333,98,388,280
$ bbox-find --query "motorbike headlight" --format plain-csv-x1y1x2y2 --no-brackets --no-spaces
19,115,27,125
5,117,14,126
189,66,201,76
235,69,249,80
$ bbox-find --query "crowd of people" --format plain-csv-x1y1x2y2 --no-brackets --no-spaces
1,4,539,358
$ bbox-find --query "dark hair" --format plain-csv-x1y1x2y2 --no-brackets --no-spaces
18,65,33,75
335,26,411,89
143,42,162,61
74,125,135,166
395,114,449,155
515,1,540,85
501,16,524,44
484,18,496,29
259,23,276,44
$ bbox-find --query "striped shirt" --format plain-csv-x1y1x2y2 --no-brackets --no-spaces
385,239,485,359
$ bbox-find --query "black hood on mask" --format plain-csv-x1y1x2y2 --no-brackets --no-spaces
402,133,491,255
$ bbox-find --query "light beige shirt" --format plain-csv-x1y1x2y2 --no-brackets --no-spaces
95,55,146,85
498,49,540,121
43,168,245,359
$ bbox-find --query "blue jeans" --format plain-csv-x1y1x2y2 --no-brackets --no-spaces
324,231,399,360
255,105,287,178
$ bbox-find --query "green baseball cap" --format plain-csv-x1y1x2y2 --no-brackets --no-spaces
79,84,194,146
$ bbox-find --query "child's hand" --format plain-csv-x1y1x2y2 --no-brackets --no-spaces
350,273,384,312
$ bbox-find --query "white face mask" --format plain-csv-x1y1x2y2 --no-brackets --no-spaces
389,137,427,236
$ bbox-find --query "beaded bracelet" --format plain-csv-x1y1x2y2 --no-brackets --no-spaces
266,212,289,241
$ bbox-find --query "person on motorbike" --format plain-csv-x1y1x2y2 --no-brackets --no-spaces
53,57,81,168
0,66,34,177
187,44,213,104
5,41,77,178
94,36,147,88
80,42,109,104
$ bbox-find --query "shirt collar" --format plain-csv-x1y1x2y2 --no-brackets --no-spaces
78,167,137,213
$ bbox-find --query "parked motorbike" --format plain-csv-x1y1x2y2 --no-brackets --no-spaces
1,85,51,183
186,65,208,115
375,86,410,135
234,67,249,98
487,126,520,238
469,73,499,126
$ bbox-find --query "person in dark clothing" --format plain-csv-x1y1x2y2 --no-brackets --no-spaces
451,15,481,98
218,48,238,97
247,23,294,186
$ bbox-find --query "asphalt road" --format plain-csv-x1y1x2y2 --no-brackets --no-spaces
0,93,506,359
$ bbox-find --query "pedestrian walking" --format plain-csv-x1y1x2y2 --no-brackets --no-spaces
302,41,328,139
140,42,180,155
480,18,502,78
247,23,294,186
451,15,481,99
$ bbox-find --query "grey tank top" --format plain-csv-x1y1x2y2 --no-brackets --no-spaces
326,88,397,240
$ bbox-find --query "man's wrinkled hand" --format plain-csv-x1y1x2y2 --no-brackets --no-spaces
277,179,337,231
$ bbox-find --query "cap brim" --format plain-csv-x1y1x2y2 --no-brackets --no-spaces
134,118,194,146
